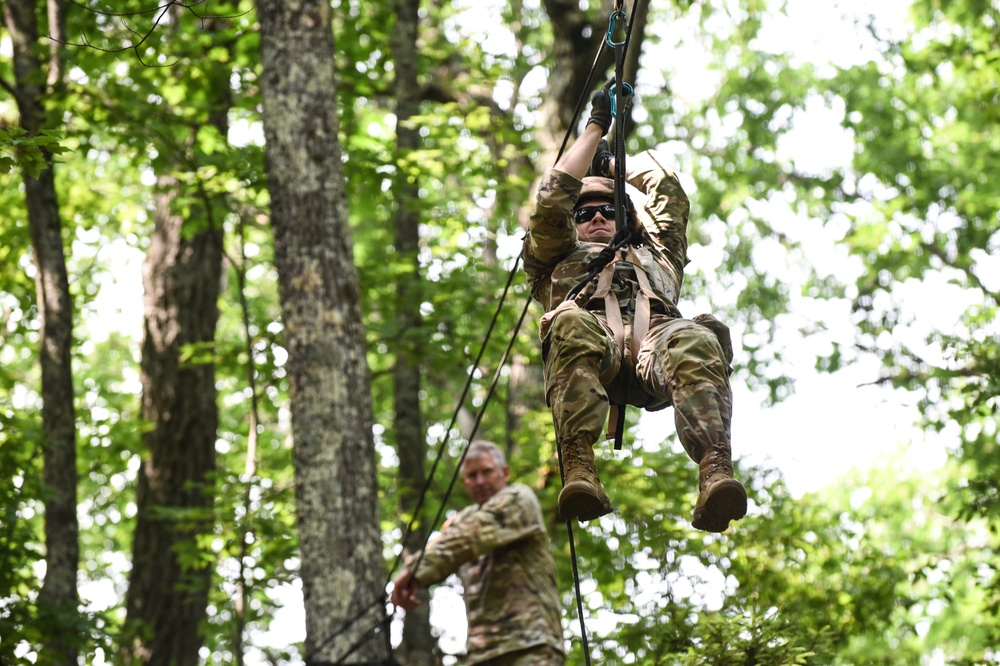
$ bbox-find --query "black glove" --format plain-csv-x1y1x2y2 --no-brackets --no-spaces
586,79,614,133
591,138,613,177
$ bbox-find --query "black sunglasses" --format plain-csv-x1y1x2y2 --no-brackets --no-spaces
574,203,615,224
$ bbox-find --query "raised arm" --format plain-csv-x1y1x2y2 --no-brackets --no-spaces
554,122,605,180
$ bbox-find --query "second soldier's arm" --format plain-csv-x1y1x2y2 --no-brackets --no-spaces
403,486,544,587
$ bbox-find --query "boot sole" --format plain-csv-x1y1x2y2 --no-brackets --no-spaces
692,479,748,533
559,486,613,522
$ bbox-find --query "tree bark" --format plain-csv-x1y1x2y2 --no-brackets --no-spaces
257,1,389,662
3,1,79,662
125,169,223,665
390,0,435,662
123,7,229,660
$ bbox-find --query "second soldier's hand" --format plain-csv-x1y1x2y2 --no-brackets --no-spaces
390,569,421,611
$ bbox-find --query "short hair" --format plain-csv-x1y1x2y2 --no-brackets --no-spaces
465,440,507,470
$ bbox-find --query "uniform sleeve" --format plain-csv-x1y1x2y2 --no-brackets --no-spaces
522,168,583,284
626,150,690,271
405,486,546,586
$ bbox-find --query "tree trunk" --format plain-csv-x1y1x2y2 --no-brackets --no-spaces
390,0,435,663
257,1,389,662
3,1,79,662
122,5,232,659
124,171,223,665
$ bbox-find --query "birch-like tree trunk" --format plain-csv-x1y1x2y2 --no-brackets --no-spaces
257,1,389,662
3,1,79,662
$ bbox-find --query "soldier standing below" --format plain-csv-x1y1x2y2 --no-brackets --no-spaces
521,82,748,532
391,440,565,665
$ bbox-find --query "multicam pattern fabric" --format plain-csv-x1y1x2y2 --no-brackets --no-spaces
406,484,564,664
478,644,565,665
521,150,734,464
523,150,690,313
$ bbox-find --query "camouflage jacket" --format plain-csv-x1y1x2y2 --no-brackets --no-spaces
521,150,691,317
406,483,564,663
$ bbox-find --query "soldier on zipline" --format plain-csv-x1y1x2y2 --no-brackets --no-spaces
521,81,748,532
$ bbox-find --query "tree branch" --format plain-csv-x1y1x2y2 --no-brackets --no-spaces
51,0,252,66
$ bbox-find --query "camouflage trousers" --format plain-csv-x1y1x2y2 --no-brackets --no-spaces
474,645,565,665
542,304,733,463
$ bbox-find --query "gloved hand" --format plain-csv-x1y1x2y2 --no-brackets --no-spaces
586,79,615,133
591,138,613,177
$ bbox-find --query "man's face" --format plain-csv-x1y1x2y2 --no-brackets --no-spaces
574,199,616,240
460,453,509,505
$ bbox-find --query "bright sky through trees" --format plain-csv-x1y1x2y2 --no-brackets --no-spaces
257,0,990,661
31,0,996,662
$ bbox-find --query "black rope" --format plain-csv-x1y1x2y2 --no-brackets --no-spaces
408,282,534,577
556,444,594,666
558,2,642,663
388,258,526,580
557,44,608,161
317,260,529,664
563,0,642,306
333,291,534,664
332,612,395,665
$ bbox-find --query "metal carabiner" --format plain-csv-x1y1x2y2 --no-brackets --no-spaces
609,81,634,117
605,10,628,47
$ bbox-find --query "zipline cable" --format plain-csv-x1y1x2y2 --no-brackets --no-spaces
333,280,535,666
320,260,528,664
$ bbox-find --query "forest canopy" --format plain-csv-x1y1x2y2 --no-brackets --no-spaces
1,0,998,664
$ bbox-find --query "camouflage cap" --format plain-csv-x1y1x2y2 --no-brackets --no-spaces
578,176,614,204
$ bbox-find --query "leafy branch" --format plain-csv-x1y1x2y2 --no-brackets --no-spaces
53,0,253,67
0,127,68,178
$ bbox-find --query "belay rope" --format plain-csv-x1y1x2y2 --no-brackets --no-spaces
315,2,645,664
557,1,644,664
565,0,639,453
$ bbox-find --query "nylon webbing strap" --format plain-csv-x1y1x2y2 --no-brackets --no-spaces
628,247,656,365
592,258,627,451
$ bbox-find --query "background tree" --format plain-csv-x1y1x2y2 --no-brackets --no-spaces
2,0,79,662
116,3,238,662
256,0,389,662
831,0,1000,649
2,0,998,664
388,0,435,661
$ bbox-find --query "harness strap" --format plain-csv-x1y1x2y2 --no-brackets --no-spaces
591,256,625,359
628,247,656,365
590,256,626,449
588,249,664,448
589,249,661,366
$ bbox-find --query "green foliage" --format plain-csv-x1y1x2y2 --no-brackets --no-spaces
3,0,999,663
0,411,45,664
546,449,995,665
0,127,67,179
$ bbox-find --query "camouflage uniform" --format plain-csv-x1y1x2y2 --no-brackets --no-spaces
405,483,565,665
522,150,742,530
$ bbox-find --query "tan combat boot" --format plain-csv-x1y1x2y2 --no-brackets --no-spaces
691,445,747,533
558,437,613,522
